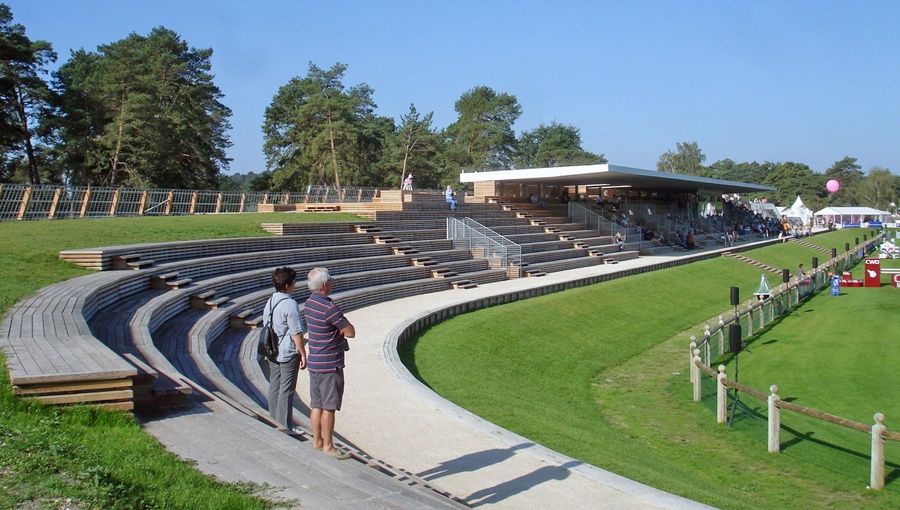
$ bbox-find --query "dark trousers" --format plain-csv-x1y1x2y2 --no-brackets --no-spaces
268,356,300,428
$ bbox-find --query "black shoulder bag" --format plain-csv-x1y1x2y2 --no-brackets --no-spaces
258,296,288,363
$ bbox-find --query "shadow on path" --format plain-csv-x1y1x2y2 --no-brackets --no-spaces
465,460,582,507
416,443,534,481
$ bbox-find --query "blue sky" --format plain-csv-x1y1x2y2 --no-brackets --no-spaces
9,0,900,176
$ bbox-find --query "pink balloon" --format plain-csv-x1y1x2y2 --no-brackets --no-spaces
826,179,840,193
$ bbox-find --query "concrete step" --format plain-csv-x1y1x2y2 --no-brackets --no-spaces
166,278,193,290
229,309,253,329
205,296,230,309
190,291,217,309
150,272,180,289
127,259,154,270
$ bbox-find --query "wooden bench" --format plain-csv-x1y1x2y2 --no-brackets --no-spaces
1,276,140,410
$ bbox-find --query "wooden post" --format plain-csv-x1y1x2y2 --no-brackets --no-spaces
870,413,886,490
48,188,62,219
692,350,702,402
138,190,148,215
716,365,727,423
188,191,197,215
703,328,711,364
746,306,753,337
239,192,246,213
357,188,363,202
164,191,174,215
215,192,223,213
109,188,121,216
717,316,725,355
16,186,32,220
79,187,91,218
689,338,697,384
768,385,780,452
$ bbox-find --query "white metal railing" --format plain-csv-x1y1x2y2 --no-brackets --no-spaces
0,183,385,221
446,217,521,268
568,201,633,244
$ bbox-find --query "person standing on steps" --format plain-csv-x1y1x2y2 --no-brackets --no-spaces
303,267,356,460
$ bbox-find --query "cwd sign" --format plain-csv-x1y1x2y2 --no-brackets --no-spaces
864,258,881,287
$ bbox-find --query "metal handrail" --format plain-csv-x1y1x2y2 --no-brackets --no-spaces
568,201,631,242
446,217,521,268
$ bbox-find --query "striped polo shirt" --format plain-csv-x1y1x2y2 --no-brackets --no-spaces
303,293,351,373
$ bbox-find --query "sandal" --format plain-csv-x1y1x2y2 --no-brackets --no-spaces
325,448,351,460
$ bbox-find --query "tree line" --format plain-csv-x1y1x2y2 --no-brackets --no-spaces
657,142,899,211
1,4,896,211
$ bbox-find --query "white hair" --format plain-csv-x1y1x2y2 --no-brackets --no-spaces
307,267,331,292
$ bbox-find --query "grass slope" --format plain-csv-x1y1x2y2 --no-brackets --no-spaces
0,212,360,509
404,242,900,509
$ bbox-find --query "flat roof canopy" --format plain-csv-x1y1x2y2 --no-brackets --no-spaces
460,164,775,194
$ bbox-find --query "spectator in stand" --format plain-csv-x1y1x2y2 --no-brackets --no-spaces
686,229,696,249
615,232,625,251
445,186,457,211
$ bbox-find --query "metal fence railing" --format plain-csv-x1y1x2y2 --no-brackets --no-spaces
0,184,385,221
447,217,522,268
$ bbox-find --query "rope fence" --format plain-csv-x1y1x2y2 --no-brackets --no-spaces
0,183,385,221
688,234,896,490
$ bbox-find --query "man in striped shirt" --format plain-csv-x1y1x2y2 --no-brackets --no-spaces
304,267,356,460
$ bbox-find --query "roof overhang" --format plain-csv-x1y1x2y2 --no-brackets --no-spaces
460,164,775,194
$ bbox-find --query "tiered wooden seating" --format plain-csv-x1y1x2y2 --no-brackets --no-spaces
0,275,141,410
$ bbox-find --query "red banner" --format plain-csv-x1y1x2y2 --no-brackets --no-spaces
864,258,881,287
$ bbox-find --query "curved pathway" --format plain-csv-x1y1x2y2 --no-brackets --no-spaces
296,254,721,509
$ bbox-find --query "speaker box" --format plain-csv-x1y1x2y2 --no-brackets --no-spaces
729,323,742,353
864,235,867,241
855,237,859,245
812,256,818,268
730,286,739,306
831,248,837,258
845,243,850,252
782,268,790,283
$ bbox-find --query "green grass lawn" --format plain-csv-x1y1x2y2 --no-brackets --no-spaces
0,212,361,509
404,247,900,509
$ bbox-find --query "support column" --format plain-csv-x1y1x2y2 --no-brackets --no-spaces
79,188,91,218
871,413,886,490
16,186,32,220
716,365,727,423
109,188,121,216
189,191,197,215
138,190,148,215
215,192,223,213
48,187,62,219
768,385,780,452
692,350,702,402
239,193,246,213
164,191,174,215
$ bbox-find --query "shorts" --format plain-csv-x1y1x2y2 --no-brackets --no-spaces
309,368,344,411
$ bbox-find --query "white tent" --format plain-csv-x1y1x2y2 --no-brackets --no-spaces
783,196,813,225
813,206,891,227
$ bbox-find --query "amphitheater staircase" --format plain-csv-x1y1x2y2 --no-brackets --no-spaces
790,237,831,254
721,252,782,274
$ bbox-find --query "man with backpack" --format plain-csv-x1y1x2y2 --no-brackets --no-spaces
263,267,308,431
